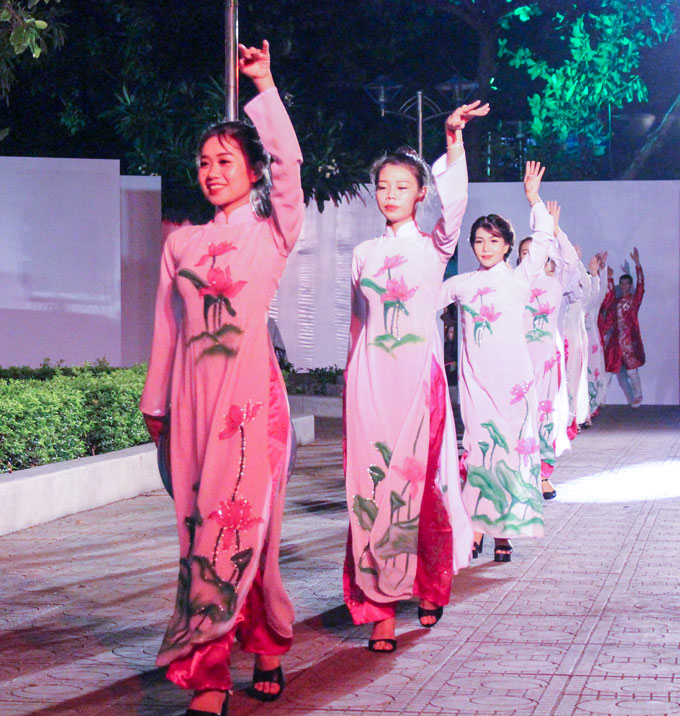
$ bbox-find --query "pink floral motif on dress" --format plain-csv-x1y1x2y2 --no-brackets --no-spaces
195,241,237,267
373,254,407,277
515,437,539,466
463,287,501,345
394,456,427,499
538,400,553,421
200,266,247,299
209,498,264,555
381,276,418,304
510,380,534,405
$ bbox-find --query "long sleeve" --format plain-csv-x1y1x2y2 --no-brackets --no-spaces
633,264,645,311
554,229,579,288
430,152,468,261
517,201,554,283
140,235,179,416
244,88,304,256
438,273,463,310
346,249,367,368
576,261,593,304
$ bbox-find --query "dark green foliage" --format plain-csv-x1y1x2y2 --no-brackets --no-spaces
0,378,88,472
0,362,148,473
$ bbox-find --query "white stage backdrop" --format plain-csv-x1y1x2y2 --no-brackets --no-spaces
272,179,680,406
0,157,161,368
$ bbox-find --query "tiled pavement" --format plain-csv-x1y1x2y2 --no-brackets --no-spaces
1,406,680,716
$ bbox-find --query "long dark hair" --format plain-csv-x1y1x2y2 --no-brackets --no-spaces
469,214,515,260
197,121,272,218
370,146,432,190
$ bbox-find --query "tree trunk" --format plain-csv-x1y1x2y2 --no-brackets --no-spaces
619,93,680,180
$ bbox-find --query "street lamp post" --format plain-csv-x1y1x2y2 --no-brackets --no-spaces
364,74,479,156
225,0,239,120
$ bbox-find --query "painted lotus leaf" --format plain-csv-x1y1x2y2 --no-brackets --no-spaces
481,421,510,453
184,556,236,625
368,464,386,488
530,463,541,480
375,515,419,560
467,464,508,515
390,333,423,349
543,421,554,435
472,513,544,534
495,460,542,506
230,547,253,575
360,277,387,295
390,490,406,514
197,343,238,360
462,304,479,318
525,304,537,314
478,440,490,458
374,441,393,467
179,268,208,289
353,495,378,530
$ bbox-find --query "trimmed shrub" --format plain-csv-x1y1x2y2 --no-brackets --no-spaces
0,379,89,472
0,364,149,474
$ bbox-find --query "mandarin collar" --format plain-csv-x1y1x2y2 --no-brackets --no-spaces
213,203,255,226
478,259,511,274
384,219,421,240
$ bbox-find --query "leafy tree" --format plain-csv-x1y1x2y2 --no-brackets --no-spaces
499,1,677,177
418,0,678,179
0,0,64,139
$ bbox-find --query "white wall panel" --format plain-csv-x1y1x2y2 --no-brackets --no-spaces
274,179,680,405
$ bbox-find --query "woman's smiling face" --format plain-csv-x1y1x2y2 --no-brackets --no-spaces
473,227,510,269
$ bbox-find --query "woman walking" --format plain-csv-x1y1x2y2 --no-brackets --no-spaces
343,102,488,652
141,41,303,716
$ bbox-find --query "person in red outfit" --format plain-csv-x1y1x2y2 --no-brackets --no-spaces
598,248,645,407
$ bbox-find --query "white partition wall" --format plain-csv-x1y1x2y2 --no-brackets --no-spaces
0,157,122,366
0,158,161,368
273,180,680,405
120,175,163,367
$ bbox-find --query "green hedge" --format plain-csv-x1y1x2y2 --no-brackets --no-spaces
0,363,149,474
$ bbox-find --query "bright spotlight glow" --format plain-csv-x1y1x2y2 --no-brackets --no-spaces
557,461,680,504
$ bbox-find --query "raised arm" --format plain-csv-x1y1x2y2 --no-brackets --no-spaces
631,247,645,310
429,100,489,260
140,234,179,419
241,41,304,256
346,248,368,368
546,200,578,286
517,161,554,282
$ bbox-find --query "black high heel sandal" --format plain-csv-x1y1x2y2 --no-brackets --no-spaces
185,691,229,716
418,605,444,628
246,664,285,702
472,535,484,559
542,478,557,500
494,540,513,563
368,638,397,653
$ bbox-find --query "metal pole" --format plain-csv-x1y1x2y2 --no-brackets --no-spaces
225,0,239,120
417,90,423,156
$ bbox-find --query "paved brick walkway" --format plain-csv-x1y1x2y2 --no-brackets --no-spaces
1,406,679,716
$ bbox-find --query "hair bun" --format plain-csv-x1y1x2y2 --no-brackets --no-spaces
395,146,419,159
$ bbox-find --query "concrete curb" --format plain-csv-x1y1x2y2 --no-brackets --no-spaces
0,413,315,537
288,395,342,418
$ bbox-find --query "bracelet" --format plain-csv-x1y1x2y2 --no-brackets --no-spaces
447,141,464,149
529,197,542,206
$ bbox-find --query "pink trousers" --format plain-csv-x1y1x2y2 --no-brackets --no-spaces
343,359,453,624
166,569,291,692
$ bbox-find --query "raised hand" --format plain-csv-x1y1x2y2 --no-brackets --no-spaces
599,251,608,269
607,266,614,280
445,100,490,135
238,40,274,91
546,200,560,237
588,255,600,276
630,246,640,265
524,161,546,203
